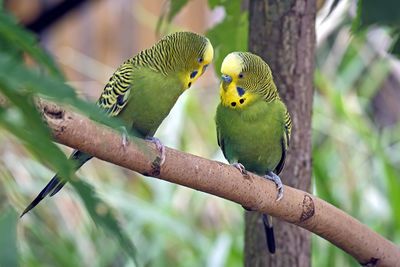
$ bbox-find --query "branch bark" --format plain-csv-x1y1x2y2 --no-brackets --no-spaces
37,101,400,267
248,0,316,265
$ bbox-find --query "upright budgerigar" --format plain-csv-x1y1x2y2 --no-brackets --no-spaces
215,52,291,253
21,31,214,216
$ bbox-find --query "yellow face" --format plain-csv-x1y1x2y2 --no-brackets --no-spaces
184,38,214,90
220,53,257,109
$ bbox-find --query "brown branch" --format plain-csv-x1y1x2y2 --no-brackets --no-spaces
38,100,400,267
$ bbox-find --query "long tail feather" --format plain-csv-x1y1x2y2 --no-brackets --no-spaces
20,175,62,218
20,150,93,217
49,181,66,197
262,214,276,254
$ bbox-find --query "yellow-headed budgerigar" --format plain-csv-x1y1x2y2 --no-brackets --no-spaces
215,52,291,253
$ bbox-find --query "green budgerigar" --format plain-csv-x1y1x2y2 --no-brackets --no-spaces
21,31,214,216
215,52,291,253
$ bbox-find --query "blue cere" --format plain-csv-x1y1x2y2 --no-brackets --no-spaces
237,86,245,97
222,74,232,83
190,71,198,79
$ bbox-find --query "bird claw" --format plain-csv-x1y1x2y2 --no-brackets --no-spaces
264,171,283,201
146,136,166,165
231,162,248,177
241,205,252,211
122,133,128,148
119,126,129,149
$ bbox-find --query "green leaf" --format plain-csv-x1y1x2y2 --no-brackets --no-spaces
325,0,341,20
0,50,129,135
156,0,191,33
70,179,139,266
0,10,64,78
389,30,400,57
0,206,18,267
167,0,191,21
207,0,222,9
206,0,248,73
382,158,400,229
0,89,74,180
352,0,400,57
354,0,400,30
0,10,141,265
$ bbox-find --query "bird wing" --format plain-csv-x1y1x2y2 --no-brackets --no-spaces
283,109,291,148
274,109,291,175
97,60,134,117
216,124,229,160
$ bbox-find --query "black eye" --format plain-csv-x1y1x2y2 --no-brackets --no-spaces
198,58,204,63
231,102,236,107
238,73,244,79
188,82,192,88
239,98,245,104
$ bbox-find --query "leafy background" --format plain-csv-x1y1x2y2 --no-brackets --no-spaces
0,0,399,266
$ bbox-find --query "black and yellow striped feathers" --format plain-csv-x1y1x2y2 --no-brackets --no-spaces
21,31,213,216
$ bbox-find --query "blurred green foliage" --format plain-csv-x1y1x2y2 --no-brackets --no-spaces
206,0,248,72
313,23,400,266
0,1,399,267
352,0,400,56
0,207,18,267
0,9,139,266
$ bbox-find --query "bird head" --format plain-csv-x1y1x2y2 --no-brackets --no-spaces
219,52,277,109
168,32,213,90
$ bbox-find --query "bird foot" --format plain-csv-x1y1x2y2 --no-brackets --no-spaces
241,205,252,211
119,126,129,148
146,136,166,165
231,162,248,177
263,171,283,201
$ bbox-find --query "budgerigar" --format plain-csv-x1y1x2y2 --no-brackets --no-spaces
215,52,291,253
21,31,214,216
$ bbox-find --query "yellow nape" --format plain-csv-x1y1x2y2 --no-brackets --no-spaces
221,52,242,76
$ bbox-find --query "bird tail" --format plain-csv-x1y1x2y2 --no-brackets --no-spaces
262,213,276,254
20,174,63,217
20,150,93,217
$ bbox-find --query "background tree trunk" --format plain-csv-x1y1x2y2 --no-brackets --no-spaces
245,0,316,266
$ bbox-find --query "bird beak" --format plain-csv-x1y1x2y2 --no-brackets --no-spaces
221,74,232,84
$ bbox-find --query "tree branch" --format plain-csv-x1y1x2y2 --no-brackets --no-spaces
38,100,400,267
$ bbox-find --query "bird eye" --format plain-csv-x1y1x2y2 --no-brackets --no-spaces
238,73,244,79
198,57,204,63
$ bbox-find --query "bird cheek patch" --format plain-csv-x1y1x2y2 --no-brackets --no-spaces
190,71,198,79
202,64,209,73
236,86,245,97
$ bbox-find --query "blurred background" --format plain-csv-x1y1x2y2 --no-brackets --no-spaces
0,0,399,266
